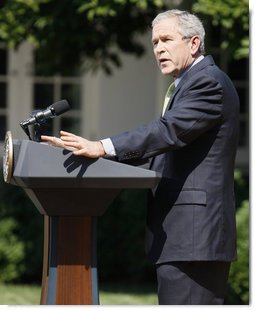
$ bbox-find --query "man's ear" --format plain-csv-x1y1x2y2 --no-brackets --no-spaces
190,35,201,56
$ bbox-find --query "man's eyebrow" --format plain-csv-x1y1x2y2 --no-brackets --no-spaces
152,34,173,42
161,34,173,39
152,31,177,45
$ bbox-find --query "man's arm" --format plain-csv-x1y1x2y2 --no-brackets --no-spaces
41,76,223,161
111,76,223,162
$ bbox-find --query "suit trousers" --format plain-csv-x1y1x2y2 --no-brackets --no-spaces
156,261,231,305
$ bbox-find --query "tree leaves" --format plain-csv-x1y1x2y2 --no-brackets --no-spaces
0,0,163,74
192,0,249,60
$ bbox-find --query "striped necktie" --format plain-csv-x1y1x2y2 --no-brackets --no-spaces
162,82,175,116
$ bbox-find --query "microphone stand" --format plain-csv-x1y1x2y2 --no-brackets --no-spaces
20,121,33,140
20,111,50,142
33,123,44,142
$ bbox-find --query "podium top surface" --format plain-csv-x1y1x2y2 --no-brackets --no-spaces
12,139,161,189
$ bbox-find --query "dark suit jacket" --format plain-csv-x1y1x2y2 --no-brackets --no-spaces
110,55,239,264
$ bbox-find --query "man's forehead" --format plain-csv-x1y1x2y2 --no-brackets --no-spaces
152,18,179,36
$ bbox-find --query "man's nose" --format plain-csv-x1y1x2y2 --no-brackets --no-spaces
155,40,165,54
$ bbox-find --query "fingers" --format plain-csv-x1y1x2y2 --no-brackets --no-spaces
60,131,80,144
63,141,79,149
41,132,102,158
60,130,76,137
61,136,76,142
41,132,77,142
41,135,62,145
41,135,54,142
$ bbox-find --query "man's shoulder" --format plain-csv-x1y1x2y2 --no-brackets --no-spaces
180,56,226,88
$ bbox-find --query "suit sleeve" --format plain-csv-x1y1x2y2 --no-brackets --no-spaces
110,75,223,162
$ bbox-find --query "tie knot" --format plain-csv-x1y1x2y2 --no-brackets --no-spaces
167,82,175,97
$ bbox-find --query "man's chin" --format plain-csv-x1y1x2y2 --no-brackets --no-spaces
161,68,173,76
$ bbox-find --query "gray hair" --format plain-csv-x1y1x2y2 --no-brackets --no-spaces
152,9,205,54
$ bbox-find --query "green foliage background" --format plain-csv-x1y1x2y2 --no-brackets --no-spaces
226,200,249,304
0,0,248,74
0,176,43,283
0,0,164,74
193,0,249,59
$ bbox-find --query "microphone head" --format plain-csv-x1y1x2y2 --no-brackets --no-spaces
50,100,70,116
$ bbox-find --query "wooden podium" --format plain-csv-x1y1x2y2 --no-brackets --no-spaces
4,136,160,305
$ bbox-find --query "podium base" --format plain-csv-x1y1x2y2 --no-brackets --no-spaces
40,215,99,305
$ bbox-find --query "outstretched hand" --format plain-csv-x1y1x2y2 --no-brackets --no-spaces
41,130,106,158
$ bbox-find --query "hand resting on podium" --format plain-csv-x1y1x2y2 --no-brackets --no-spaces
41,130,106,158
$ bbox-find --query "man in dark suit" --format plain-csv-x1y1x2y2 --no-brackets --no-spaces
41,9,239,305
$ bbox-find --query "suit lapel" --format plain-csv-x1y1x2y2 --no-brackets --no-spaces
166,55,216,111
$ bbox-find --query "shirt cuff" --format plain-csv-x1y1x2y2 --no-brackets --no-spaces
100,138,117,156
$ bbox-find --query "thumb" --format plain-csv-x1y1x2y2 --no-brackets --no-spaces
72,149,83,156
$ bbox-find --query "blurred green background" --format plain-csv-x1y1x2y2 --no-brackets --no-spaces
0,0,249,305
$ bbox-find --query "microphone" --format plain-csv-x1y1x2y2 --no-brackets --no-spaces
20,100,70,128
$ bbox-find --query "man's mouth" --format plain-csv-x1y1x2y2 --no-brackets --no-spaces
159,58,170,65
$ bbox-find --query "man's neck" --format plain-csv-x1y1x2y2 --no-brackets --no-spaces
175,55,205,86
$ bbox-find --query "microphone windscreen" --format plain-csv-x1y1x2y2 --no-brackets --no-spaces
51,100,70,115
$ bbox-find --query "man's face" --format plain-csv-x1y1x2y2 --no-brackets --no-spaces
152,18,194,78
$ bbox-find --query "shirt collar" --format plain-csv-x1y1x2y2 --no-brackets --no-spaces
175,55,205,87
